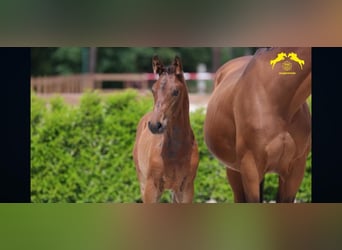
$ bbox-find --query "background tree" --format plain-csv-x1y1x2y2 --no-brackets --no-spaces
31,47,257,76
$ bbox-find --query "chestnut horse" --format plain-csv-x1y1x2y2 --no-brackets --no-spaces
204,47,311,203
133,55,199,203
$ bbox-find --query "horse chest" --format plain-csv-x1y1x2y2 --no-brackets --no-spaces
162,162,190,190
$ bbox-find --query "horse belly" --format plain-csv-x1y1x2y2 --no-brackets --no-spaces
205,132,236,169
204,99,236,168
205,120,236,167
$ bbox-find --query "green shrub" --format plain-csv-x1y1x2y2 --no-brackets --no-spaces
31,90,152,202
190,108,234,203
31,92,46,132
31,90,311,203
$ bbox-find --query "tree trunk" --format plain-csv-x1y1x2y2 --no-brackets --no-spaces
89,47,97,73
212,47,221,72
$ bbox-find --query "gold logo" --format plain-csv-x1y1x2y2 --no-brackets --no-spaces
282,61,292,71
270,52,305,74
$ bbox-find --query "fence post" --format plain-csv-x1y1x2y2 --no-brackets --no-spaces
197,63,207,94
81,74,95,92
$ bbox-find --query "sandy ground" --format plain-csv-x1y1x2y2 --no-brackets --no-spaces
36,91,211,112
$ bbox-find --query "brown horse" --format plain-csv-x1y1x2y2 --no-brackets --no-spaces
133,55,199,203
204,47,311,203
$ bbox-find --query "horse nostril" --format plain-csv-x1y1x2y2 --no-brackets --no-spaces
156,122,162,129
148,121,164,134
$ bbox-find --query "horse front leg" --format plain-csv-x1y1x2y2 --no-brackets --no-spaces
172,179,194,203
239,151,261,203
277,155,306,203
226,168,246,202
142,177,163,203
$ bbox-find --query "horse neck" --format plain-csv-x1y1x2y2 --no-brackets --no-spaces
250,48,311,120
163,96,192,148
258,69,311,122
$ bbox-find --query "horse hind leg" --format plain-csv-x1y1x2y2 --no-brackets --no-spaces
277,155,307,203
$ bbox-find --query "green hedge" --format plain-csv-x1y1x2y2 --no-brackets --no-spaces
31,90,311,202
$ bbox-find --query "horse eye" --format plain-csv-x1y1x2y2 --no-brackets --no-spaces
172,89,179,96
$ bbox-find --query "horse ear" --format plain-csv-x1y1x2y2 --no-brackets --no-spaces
152,55,163,74
173,55,183,74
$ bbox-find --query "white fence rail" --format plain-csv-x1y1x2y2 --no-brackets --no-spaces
31,73,215,94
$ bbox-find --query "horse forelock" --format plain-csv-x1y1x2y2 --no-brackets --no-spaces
157,66,185,88
159,65,175,75
159,64,184,76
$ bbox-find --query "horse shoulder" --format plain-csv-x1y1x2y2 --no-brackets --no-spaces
287,103,311,158
133,112,157,168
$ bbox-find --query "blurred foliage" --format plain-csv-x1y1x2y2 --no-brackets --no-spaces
31,47,257,76
31,90,311,203
31,47,83,76
31,90,151,202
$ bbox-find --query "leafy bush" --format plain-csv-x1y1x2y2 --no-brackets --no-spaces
31,90,152,202
31,90,311,203
190,108,234,202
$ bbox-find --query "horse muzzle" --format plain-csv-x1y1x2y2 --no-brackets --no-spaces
148,121,165,134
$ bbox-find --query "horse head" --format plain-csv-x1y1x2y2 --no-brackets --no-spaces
148,55,189,134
